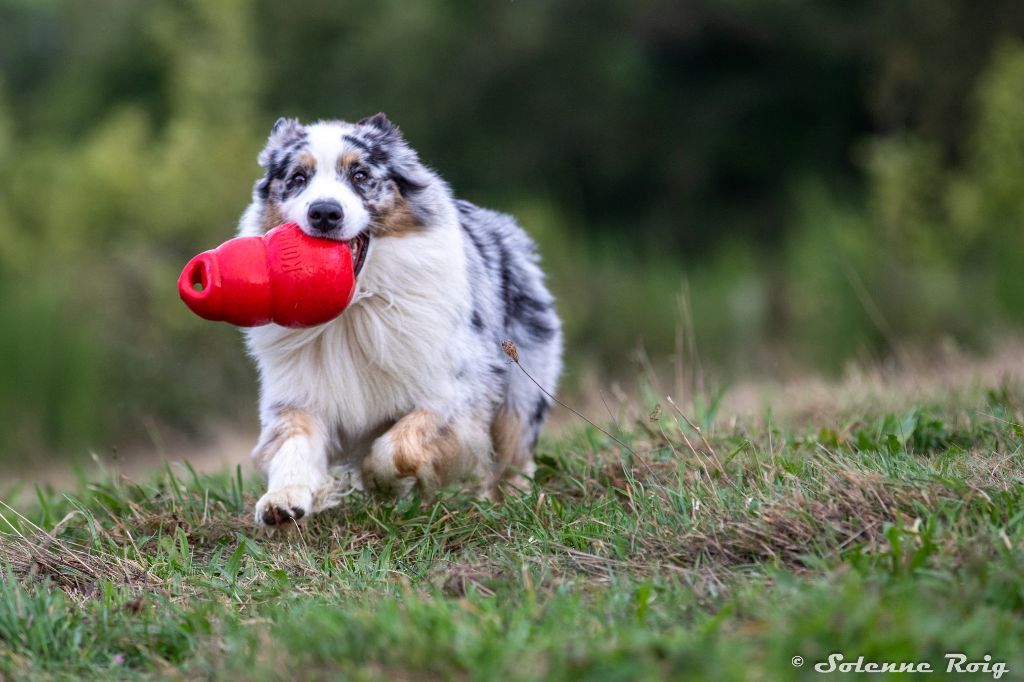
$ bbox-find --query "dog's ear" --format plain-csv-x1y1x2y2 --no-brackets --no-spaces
390,160,431,197
358,112,398,137
258,117,305,168
271,116,298,135
357,113,430,195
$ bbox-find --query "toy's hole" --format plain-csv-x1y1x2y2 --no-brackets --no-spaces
189,262,207,292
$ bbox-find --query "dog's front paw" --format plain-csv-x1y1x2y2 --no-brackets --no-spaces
255,485,314,526
362,444,417,498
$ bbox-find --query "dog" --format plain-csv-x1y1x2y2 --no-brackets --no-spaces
237,114,563,525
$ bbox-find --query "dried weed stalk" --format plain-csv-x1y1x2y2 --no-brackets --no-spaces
502,339,636,455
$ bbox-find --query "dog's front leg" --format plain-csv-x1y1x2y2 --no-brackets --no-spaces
252,405,331,526
362,409,490,498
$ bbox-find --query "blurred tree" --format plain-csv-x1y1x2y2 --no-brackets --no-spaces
1,0,1024,461
251,0,876,252
0,0,263,459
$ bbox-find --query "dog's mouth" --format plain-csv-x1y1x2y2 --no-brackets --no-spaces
348,232,370,277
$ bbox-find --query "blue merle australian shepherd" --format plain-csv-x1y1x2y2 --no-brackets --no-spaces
237,114,563,526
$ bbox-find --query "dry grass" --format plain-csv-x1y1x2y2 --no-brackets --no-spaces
2,351,1024,679
0,504,154,600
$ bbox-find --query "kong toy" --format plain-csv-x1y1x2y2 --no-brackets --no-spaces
178,223,357,327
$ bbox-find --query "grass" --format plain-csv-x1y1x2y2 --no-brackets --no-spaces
2,376,1024,680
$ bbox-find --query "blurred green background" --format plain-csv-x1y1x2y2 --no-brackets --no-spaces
2,0,1024,466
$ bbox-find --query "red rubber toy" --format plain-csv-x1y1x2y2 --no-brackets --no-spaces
178,223,357,327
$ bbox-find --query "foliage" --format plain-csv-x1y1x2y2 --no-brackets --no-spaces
777,40,1024,365
2,1,1024,460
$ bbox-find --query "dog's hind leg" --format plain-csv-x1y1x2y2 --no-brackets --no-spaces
489,382,556,497
490,406,539,495
252,405,331,526
362,409,491,498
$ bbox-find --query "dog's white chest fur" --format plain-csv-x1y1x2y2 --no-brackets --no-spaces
245,221,472,437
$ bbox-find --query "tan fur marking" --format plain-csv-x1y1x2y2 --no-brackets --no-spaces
432,424,456,477
490,408,533,493
389,410,458,480
296,151,317,170
338,152,362,173
260,202,286,234
373,190,425,238
491,408,530,471
253,406,314,469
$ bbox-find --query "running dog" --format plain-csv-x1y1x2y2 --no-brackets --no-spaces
237,114,563,525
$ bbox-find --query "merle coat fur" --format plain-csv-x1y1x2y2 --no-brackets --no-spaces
237,114,562,525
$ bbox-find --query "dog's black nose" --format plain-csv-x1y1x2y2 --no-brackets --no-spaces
307,200,344,232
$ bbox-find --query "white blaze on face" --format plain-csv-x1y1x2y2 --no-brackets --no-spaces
279,122,371,241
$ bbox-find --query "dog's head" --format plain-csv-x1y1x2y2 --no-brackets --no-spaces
252,114,433,274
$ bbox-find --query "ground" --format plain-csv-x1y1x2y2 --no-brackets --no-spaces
2,352,1024,681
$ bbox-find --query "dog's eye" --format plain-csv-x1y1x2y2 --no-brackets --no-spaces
352,170,369,185
288,172,307,189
